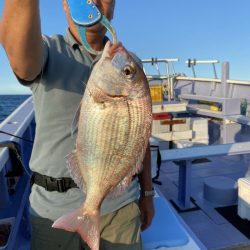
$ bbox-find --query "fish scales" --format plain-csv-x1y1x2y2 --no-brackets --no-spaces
78,92,138,193
80,88,149,176
80,92,131,173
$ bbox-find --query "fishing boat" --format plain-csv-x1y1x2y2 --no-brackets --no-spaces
1,59,250,250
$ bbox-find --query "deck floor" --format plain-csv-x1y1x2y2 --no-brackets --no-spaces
156,154,250,250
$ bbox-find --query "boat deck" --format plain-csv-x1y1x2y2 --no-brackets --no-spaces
156,154,250,250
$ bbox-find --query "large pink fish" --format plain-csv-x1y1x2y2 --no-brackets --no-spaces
52,42,152,250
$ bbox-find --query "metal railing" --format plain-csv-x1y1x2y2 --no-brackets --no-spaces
142,58,179,101
185,59,220,79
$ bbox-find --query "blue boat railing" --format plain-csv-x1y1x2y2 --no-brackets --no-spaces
0,96,34,250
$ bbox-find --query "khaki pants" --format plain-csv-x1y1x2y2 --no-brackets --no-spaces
30,201,142,250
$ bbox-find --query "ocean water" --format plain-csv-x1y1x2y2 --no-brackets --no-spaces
0,95,31,123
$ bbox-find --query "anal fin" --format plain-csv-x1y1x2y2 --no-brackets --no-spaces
65,150,86,192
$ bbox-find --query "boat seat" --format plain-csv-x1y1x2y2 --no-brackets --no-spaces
141,197,189,250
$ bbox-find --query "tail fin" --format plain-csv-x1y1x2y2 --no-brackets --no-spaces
52,208,100,250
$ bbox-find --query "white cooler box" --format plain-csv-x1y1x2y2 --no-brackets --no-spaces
238,178,250,220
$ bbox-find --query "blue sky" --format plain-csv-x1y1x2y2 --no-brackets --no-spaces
1,0,250,94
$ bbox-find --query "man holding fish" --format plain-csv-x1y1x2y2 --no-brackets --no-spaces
1,0,155,249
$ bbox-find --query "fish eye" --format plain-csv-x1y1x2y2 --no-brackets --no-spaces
122,65,136,79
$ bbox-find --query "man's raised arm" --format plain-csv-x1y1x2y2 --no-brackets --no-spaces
1,0,43,81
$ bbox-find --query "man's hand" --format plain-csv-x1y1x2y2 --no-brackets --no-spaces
139,196,155,231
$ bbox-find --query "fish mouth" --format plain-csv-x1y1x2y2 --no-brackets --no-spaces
102,41,129,61
109,43,126,59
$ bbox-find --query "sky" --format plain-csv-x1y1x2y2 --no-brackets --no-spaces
1,0,250,94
